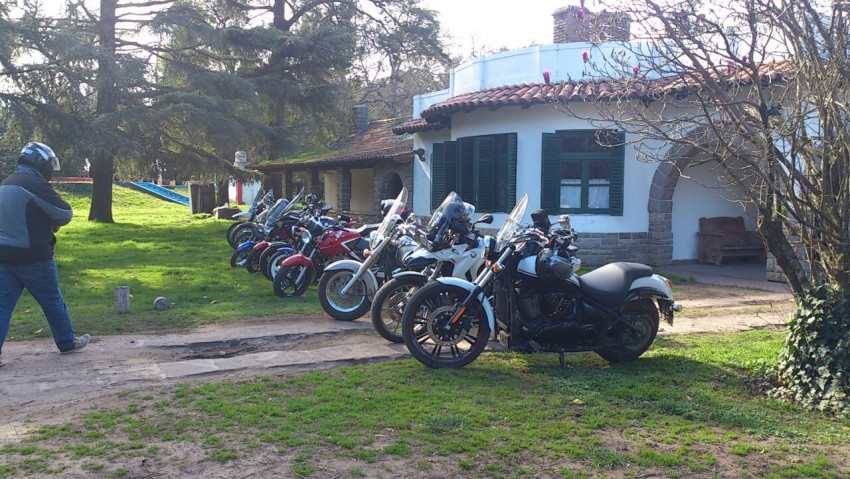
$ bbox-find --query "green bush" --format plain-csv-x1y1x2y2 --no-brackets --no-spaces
770,285,850,417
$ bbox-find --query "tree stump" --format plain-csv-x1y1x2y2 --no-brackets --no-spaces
114,286,130,314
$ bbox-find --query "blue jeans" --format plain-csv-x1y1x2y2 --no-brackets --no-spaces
0,260,76,353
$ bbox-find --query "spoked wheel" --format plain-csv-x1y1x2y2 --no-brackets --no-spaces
371,276,427,343
230,248,252,268
595,299,659,363
273,265,314,298
401,282,490,369
317,270,370,321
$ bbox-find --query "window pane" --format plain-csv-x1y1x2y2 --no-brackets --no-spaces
560,161,581,179
561,180,581,208
588,180,609,209
561,135,586,153
588,160,610,179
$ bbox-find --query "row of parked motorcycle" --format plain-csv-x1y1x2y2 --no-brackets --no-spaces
227,187,681,369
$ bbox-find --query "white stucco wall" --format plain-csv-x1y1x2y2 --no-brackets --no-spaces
350,168,375,213
672,158,758,261
228,179,262,205
412,102,657,232
323,171,338,210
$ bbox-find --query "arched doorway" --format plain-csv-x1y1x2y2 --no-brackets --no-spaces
384,172,404,199
647,126,761,266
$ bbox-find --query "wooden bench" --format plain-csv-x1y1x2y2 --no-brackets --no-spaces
697,216,765,265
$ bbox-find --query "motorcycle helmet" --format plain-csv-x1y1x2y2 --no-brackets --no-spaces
426,200,474,251
536,248,580,282
380,199,410,220
531,209,551,233
19,142,60,179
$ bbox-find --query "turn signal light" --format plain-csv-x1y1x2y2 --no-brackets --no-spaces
363,249,372,257
492,263,504,273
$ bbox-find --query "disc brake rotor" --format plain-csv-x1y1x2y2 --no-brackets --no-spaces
426,305,467,347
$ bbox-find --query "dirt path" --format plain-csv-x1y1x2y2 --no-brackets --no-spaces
0,283,795,433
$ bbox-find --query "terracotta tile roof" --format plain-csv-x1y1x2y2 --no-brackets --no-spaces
254,117,413,171
393,60,794,134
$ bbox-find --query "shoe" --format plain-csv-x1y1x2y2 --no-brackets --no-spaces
60,334,91,354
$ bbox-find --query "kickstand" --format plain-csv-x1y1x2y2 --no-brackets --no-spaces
558,350,566,368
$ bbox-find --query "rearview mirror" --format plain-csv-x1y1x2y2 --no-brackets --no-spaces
476,214,494,225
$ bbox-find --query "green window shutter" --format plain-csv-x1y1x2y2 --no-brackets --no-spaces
541,132,561,214
457,137,475,202
609,132,625,215
431,141,459,211
474,137,496,212
431,142,446,211
506,133,517,210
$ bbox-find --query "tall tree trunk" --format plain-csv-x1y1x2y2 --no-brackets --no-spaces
757,217,809,297
89,0,118,222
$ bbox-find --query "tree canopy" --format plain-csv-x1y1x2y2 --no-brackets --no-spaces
563,0,850,414
0,0,449,221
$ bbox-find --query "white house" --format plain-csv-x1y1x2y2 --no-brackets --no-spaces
393,6,782,269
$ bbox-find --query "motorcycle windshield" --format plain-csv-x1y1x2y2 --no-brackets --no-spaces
426,191,463,232
264,198,291,223
375,188,408,244
495,193,529,252
282,187,305,215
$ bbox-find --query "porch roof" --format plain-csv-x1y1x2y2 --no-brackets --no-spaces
392,60,793,134
253,117,414,173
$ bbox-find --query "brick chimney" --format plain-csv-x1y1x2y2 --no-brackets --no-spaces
352,104,369,135
553,6,631,43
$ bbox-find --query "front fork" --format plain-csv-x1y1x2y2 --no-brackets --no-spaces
340,237,388,295
447,247,511,326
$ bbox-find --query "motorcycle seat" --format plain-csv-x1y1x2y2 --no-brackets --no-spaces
577,262,653,305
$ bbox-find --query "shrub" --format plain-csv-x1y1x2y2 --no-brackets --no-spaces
769,285,850,417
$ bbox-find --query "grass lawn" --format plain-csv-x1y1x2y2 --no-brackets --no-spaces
2,330,850,478
6,184,324,342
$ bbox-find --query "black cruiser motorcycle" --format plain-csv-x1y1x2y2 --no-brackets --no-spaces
400,193,681,369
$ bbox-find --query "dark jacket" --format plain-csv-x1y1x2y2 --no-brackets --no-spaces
0,165,73,264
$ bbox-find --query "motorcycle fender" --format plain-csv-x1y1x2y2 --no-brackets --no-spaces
236,241,256,252
231,211,251,220
434,277,496,336
390,271,428,282
628,274,675,301
281,253,314,269
323,260,380,296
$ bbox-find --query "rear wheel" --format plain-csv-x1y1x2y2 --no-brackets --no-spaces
595,299,659,363
401,282,490,369
371,276,427,343
317,269,370,321
273,265,314,297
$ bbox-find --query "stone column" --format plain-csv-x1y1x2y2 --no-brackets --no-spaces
337,167,351,211
308,168,323,200
284,170,293,199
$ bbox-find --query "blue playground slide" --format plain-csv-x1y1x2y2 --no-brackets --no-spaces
128,182,190,206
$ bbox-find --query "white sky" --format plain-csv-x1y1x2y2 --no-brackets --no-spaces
422,0,579,58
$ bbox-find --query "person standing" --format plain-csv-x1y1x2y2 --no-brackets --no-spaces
0,142,90,367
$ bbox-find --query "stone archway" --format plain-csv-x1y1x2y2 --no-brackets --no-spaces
647,146,695,266
384,172,404,199
646,124,747,266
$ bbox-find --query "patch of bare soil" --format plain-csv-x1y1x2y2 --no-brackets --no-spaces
0,284,804,478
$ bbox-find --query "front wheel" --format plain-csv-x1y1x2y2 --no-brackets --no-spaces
401,282,490,369
317,269,371,321
371,275,428,343
273,265,314,297
228,224,254,249
595,299,659,363
230,248,252,268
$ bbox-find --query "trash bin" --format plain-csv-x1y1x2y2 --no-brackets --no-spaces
188,182,216,214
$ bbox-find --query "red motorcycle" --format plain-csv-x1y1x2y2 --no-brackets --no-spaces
272,215,372,297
